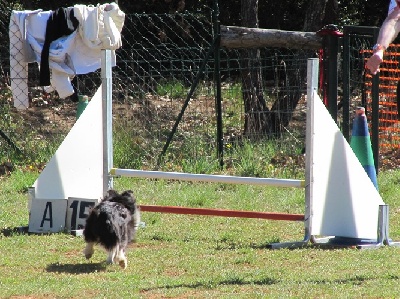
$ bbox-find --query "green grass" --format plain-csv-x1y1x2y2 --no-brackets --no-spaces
156,79,189,99
1,169,400,298
1,78,400,297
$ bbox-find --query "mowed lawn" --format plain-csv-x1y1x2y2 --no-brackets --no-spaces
1,169,400,298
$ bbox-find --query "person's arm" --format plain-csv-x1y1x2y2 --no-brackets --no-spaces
366,7,400,75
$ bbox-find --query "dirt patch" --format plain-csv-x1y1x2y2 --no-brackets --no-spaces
17,95,78,135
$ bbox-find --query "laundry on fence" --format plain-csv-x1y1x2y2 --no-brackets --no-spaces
9,2,125,109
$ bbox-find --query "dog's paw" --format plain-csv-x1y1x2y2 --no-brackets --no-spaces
83,251,93,260
83,243,94,259
119,259,127,269
83,248,93,259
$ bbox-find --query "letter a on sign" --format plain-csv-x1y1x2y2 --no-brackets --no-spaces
40,202,53,228
28,199,67,233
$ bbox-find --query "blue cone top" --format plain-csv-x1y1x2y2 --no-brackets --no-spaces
351,107,369,137
350,106,378,190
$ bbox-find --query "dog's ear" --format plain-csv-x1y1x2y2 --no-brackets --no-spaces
106,189,119,198
121,190,135,200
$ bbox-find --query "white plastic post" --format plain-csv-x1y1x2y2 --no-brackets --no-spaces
102,49,113,195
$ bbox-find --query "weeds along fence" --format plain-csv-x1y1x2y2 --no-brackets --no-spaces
0,7,313,179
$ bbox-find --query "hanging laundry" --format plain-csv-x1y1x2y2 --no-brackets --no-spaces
9,2,125,110
40,7,79,87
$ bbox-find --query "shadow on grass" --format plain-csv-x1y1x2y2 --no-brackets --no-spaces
46,262,107,274
1,226,29,237
311,274,400,285
141,276,278,292
140,274,400,295
0,226,73,238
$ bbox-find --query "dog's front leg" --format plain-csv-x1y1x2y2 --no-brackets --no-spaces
83,242,95,259
107,245,119,265
116,248,127,269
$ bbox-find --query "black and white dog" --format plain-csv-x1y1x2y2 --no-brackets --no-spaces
83,189,140,269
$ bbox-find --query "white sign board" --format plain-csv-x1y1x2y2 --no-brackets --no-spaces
28,199,67,233
66,197,98,231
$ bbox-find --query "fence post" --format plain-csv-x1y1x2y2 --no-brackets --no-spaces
317,25,343,123
342,25,380,175
213,0,223,168
370,34,380,175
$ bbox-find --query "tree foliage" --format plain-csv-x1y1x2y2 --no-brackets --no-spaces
4,0,391,31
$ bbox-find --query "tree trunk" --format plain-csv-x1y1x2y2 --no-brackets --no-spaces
303,0,330,32
240,0,268,137
238,0,337,139
268,0,335,136
322,0,339,26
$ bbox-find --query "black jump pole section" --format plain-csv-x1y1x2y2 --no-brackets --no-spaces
156,37,218,167
0,128,22,154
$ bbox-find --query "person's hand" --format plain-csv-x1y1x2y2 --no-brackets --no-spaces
366,51,383,75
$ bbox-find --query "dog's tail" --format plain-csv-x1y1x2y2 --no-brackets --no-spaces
84,208,118,250
97,211,119,250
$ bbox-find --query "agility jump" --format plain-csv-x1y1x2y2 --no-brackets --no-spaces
28,51,399,249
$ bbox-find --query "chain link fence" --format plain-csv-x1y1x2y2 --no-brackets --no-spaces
1,4,324,178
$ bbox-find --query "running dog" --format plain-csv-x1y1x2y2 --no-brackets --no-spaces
83,189,140,269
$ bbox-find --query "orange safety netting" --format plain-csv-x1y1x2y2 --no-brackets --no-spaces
363,45,400,149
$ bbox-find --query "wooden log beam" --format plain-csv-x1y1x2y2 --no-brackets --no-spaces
220,25,323,50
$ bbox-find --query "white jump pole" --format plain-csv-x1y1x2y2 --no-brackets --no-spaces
110,168,305,188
